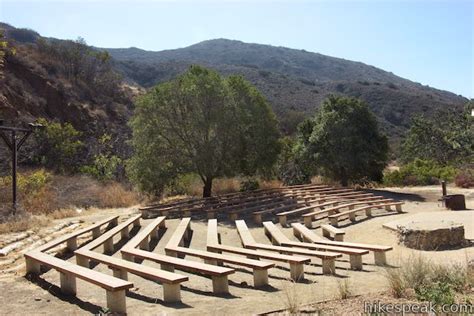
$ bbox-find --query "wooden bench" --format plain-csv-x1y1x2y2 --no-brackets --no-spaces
207,219,310,281
25,251,133,314
165,218,274,287
321,224,345,241
79,214,141,254
262,221,368,270
252,201,309,224
235,220,341,275
277,200,348,226
227,198,298,221
303,199,393,227
123,247,234,294
75,215,189,303
75,250,188,302
121,217,235,294
328,202,404,226
166,217,192,249
292,223,392,265
36,215,119,253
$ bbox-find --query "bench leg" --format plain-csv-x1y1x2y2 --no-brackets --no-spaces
106,290,126,314
365,208,372,217
322,229,330,239
25,257,41,274
76,255,89,268
349,255,363,270
92,227,101,239
396,205,402,213
104,238,114,254
165,249,177,258
385,205,391,211
279,216,287,227
229,213,238,221
330,218,338,227
334,234,344,242
59,272,77,295
289,263,304,282
121,253,133,262
111,218,119,226
253,269,269,287
113,269,128,281
163,283,181,303
349,213,356,222
322,259,336,275
161,210,169,217
204,258,218,265
253,214,262,225
120,227,130,239
304,217,312,228
374,251,387,266
133,218,140,228
66,237,77,251
212,275,229,294
150,227,158,240
207,212,215,219
139,237,149,251
160,264,175,272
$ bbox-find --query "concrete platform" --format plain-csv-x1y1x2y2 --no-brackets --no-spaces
383,211,474,240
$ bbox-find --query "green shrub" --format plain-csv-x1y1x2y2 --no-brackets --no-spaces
34,118,84,173
416,282,455,306
79,134,122,181
0,169,51,193
240,178,260,192
384,159,457,186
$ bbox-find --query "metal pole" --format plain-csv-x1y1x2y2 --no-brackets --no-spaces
12,131,18,213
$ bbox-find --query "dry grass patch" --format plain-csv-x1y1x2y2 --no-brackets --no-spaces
0,214,49,235
98,182,141,208
383,253,473,306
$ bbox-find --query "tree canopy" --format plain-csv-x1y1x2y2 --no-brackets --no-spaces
127,65,280,197
401,101,473,165
296,95,388,186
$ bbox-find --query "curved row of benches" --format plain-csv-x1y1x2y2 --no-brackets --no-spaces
25,212,396,314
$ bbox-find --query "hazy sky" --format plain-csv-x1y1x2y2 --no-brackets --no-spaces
1,0,473,97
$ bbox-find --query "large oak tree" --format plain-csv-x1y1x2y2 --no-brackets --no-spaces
128,65,280,197
296,95,388,186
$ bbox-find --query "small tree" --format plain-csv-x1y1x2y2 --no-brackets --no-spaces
297,95,388,186
128,65,280,197
401,102,474,165
34,118,84,173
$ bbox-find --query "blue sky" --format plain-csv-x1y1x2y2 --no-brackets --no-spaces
1,0,472,97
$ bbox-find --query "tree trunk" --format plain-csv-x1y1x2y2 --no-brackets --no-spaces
340,167,348,187
202,177,213,198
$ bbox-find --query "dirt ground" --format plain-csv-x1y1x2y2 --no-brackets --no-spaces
0,185,472,315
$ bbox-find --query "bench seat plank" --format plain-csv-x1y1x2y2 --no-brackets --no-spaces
36,216,119,253
25,251,133,291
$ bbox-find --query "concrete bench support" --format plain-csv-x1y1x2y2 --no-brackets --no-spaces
60,272,77,295
289,263,304,281
322,259,336,275
374,251,387,266
106,290,126,314
212,275,229,294
163,283,181,303
253,269,269,287
66,238,77,251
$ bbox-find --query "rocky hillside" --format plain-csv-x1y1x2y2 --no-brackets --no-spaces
1,23,468,147
107,39,468,139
